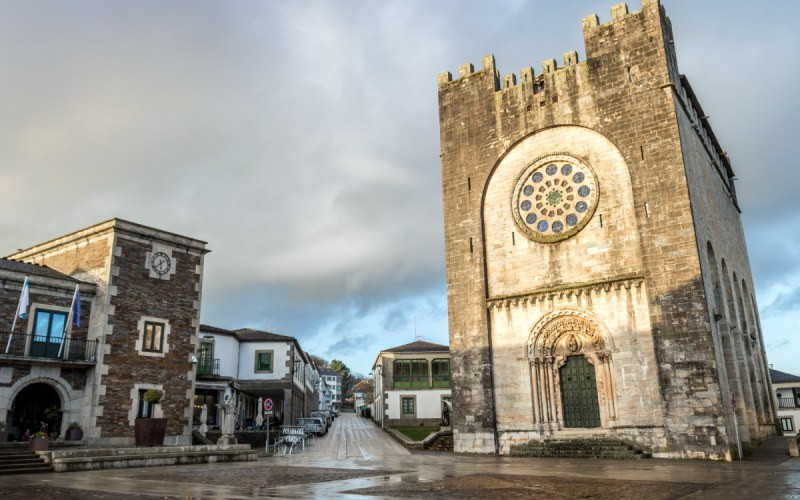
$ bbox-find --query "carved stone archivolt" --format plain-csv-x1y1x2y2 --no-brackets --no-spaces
525,308,618,429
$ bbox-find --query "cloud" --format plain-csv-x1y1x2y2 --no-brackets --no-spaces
1,1,799,374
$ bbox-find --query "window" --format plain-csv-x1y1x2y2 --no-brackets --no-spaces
432,358,451,388
137,389,154,418
197,339,217,376
781,417,794,432
255,350,273,373
401,397,415,415
193,390,217,425
30,309,68,358
142,321,165,352
393,359,429,388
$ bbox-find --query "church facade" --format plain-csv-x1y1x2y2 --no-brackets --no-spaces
438,0,775,460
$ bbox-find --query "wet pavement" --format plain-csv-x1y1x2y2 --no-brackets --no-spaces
2,413,799,498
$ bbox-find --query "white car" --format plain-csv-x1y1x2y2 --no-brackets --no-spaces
297,417,325,436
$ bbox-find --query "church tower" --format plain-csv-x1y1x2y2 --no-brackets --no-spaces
438,0,775,459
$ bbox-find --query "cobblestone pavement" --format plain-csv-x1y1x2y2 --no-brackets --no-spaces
2,413,799,498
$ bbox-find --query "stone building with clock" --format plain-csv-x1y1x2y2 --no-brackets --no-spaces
438,0,775,459
0,218,207,445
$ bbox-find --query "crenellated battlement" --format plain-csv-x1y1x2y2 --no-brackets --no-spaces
438,0,660,93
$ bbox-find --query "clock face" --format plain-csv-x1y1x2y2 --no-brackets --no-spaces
150,252,171,275
512,155,599,243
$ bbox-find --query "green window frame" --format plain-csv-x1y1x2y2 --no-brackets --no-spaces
401,396,415,415
393,359,429,388
29,309,68,358
782,417,794,432
432,358,451,388
255,350,273,373
142,321,165,353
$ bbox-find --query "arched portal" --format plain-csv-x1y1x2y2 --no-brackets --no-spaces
527,309,617,429
10,383,62,437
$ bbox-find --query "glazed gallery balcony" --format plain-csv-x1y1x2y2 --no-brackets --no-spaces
0,332,98,364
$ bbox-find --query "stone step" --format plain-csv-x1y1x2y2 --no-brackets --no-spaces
0,465,54,475
509,437,651,460
0,456,45,464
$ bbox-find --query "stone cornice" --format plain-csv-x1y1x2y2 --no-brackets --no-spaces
486,274,644,309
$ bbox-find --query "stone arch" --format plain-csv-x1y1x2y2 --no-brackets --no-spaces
705,243,740,445
527,308,614,360
734,274,765,431
526,308,618,430
721,260,754,443
5,375,75,437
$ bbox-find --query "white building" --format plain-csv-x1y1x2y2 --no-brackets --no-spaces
318,378,333,412
372,340,451,428
195,325,319,428
771,368,800,436
319,368,342,411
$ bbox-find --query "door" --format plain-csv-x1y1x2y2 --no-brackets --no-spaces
559,355,601,428
29,310,67,359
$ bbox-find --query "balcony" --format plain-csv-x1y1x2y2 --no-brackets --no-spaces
779,397,799,409
393,376,450,389
0,332,98,364
197,357,220,376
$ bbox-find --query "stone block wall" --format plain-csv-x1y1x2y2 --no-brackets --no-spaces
438,0,767,459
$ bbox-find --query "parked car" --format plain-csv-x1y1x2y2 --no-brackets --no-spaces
311,410,331,429
297,417,326,436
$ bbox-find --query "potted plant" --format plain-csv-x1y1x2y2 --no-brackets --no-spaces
29,431,48,451
134,389,167,447
0,421,7,443
66,421,83,441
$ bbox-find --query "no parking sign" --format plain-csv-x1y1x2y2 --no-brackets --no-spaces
264,398,274,414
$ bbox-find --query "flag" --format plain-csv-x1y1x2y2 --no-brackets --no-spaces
72,285,81,327
16,276,30,320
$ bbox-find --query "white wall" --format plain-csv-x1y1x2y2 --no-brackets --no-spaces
386,389,450,420
775,383,800,436
237,341,290,380
201,334,239,379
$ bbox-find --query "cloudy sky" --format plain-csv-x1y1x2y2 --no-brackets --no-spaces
1,1,798,375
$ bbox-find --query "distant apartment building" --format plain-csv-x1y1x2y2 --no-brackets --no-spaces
319,368,342,411
372,340,451,428
771,368,800,436
195,325,320,427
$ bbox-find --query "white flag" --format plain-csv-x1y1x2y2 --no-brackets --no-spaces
17,276,30,320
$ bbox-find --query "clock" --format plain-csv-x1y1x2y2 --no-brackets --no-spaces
150,252,171,275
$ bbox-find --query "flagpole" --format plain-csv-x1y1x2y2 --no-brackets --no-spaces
58,284,79,359
5,276,28,354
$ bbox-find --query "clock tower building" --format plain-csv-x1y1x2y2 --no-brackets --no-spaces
9,219,208,445
438,0,775,459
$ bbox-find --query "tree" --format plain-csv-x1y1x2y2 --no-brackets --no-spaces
309,354,328,370
329,359,352,395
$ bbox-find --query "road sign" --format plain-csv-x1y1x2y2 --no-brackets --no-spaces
264,411,274,416
264,398,273,411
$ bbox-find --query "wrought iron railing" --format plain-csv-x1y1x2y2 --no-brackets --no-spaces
393,376,431,389
779,397,798,409
432,375,451,388
197,357,220,376
0,332,98,363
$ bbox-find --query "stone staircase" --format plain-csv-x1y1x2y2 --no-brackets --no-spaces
509,437,651,459
0,448,54,475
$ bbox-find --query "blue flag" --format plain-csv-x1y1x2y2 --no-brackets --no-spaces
73,285,81,327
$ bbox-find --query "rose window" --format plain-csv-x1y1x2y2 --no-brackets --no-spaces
512,155,599,243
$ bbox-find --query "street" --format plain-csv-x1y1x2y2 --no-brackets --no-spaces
1,413,800,498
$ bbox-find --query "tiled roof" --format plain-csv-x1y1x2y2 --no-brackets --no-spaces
0,257,85,283
770,368,800,384
383,340,449,353
320,368,341,377
199,324,237,336
233,328,296,342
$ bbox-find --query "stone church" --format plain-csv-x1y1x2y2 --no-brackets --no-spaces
438,0,775,460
